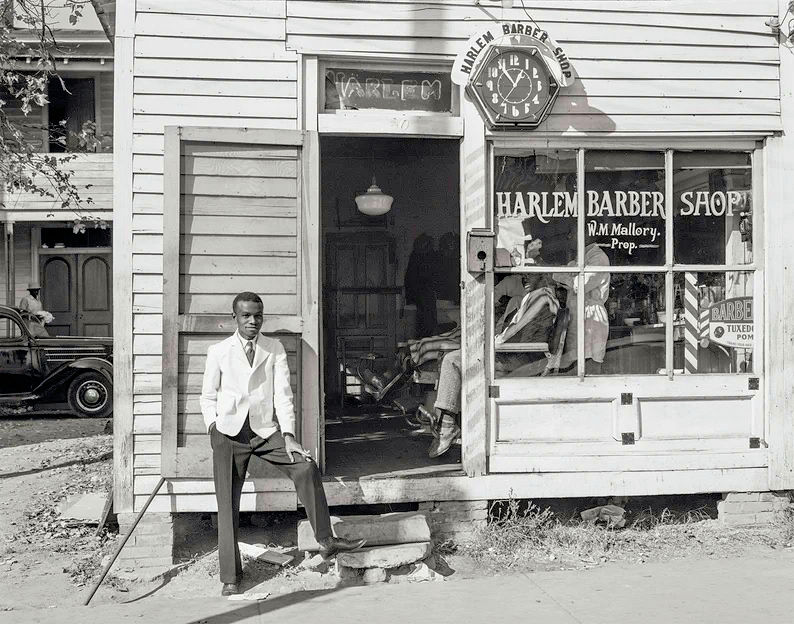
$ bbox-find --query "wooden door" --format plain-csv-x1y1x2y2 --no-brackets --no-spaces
324,232,397,402
40,253,112,336
40,255,77,335
161,128,318,503
78,254,113,336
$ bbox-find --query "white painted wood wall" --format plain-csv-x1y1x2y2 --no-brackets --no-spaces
119,0,785,513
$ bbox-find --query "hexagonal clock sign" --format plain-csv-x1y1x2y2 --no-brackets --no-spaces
467,45,561,128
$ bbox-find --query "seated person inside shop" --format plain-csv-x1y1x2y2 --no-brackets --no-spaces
408,238,563,458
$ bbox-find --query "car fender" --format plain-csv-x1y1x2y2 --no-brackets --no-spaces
67,357,113,383
32,357,113,398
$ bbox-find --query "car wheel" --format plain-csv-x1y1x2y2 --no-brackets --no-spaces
68,372,113,418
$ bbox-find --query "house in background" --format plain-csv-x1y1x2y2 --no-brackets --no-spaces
1,0,115,336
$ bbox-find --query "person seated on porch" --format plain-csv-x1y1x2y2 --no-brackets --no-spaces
425,271,561,458
19,282,54,337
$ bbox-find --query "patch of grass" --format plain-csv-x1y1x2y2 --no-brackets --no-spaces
458,497,788,570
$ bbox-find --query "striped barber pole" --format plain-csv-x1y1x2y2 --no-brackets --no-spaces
684,272,699,373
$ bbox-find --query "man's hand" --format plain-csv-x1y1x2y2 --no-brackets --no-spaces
283,434,312,463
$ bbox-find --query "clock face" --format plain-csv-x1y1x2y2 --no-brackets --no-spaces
469,46,560,127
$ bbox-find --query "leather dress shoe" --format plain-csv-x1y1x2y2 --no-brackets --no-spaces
221,582,240,596
318,536,367,558
428,415,460,458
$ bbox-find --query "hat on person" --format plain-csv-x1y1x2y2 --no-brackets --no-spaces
521,218,534,241
27,281,40,290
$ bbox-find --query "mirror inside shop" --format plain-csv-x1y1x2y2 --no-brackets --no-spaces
493,150,754,378
321,137,463,475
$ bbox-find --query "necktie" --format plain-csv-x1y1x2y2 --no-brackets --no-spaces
244,340,254,366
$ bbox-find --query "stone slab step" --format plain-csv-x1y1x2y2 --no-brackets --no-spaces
337,542,432,569
298,512,430,551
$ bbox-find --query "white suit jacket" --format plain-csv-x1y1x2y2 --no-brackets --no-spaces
199,333,296,438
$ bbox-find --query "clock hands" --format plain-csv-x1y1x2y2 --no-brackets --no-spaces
500,64,519,88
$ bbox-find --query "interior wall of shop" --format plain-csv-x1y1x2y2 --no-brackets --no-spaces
118,0,787,514
321,138,460,289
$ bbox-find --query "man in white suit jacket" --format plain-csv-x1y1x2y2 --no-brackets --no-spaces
201,292,364,595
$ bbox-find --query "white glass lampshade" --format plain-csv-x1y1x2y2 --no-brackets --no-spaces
355,177,393,216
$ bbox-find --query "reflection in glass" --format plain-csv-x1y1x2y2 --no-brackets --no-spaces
673,152,752,265
593,273,666,375
493,150,577,267
673,272,753,374
584,151,665,266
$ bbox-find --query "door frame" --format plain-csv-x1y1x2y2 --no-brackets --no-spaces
303,55,468,473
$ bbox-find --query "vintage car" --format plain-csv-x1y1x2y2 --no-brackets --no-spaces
0,304,113,417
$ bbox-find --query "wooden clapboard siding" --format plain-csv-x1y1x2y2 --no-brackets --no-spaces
178,141,300,316
286,0,780,134
3,154,114,219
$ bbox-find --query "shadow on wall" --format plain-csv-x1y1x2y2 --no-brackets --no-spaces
538,69,617,135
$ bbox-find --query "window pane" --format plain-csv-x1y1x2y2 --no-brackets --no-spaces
673,271,754,374
673,152,752,265
1,318,22,339
494,150,577,267
595,273,666,375
493,272,577,377
584,151,665,266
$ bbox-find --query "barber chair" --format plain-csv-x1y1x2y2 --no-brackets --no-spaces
503,305,571,377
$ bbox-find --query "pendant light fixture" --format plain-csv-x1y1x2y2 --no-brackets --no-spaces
355,150,393,216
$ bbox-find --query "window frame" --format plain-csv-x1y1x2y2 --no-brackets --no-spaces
488,141,763,381
0,314,28,343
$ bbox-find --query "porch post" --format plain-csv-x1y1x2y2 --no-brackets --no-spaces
4,221,15,306
460,91,488,477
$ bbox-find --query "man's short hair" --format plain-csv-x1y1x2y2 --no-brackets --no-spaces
232,291,263,313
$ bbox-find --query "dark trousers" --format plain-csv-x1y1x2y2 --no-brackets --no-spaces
210,419,332,583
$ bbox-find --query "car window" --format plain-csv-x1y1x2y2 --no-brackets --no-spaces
0,316,24,340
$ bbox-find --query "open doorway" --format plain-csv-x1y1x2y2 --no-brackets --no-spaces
321,136,461,477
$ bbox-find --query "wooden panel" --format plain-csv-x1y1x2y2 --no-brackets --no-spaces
181,256,296,276
320,468,769,507
138,1,286,18
135,58,297,80
134,116,298,134
180,235,296,255
489,451,767,473
181,215,296,236
637,396,753,440
135,78,298,99
180,275,297,294
287,1,777,21
135,13,285,39
135,95,296,119
495,399,617,443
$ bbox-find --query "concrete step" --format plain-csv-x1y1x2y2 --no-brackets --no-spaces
337,542,432,569
298,511,431,551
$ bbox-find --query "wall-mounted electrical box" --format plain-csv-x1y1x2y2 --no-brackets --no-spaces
467,229,494,273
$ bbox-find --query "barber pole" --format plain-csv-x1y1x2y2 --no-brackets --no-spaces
684,272,699,373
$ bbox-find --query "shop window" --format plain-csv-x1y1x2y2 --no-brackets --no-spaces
492,149,756,378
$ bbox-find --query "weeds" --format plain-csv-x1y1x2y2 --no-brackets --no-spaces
459,497,790,570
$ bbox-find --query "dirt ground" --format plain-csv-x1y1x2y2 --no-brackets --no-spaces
0,417,792,615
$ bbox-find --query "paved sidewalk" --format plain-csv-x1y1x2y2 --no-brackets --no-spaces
5,551,794,624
